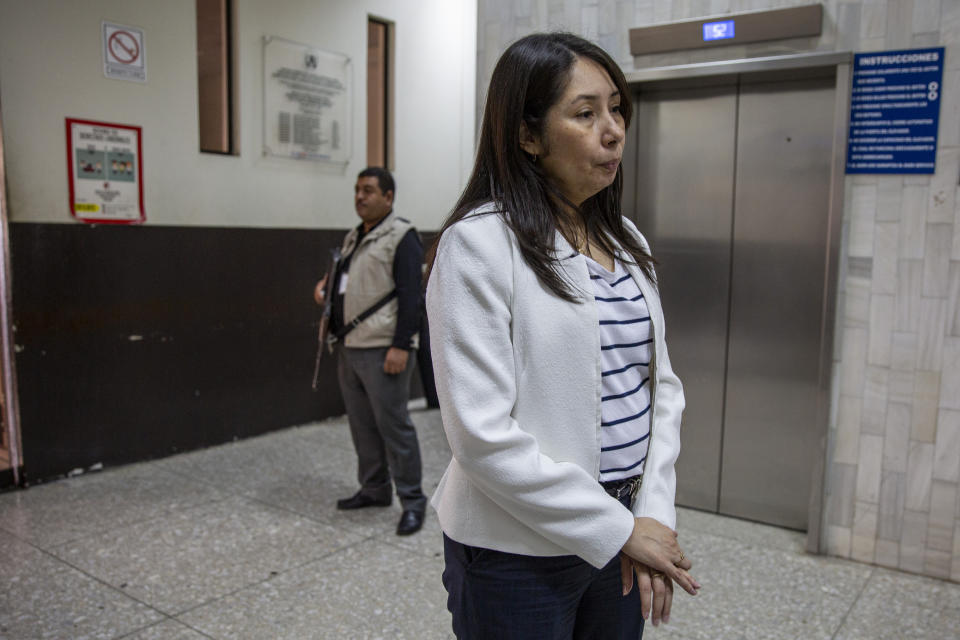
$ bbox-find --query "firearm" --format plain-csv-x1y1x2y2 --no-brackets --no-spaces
312,247,342,391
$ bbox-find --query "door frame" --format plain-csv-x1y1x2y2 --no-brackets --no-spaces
623,51,852,555
0,95,23,486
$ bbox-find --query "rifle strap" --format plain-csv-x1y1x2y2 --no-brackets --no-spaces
331,289,398,342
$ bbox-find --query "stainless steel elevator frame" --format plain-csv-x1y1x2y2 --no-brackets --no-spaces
622,52,852,554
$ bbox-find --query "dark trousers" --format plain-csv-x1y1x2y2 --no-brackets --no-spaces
442,495,644,639
337,346,427,512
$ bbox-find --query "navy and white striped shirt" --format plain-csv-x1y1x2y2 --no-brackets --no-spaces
585,256,652,483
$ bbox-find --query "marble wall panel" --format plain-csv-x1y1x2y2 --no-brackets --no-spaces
954,206,960,266
848,256,873,280
856,434,884,503
899,186,928,260
916,299,947,371
912,32,940,48
846,275,871,327
826,524,852,557
835,394,863,465
949,262,960,336
888,368,916,405
886,0,915,49
934,408,960,482
883,402,911,472
953,521,960,581
852,500,879,562
836,1,863,51
944,0,960,45
581,5,599,40
828,461,858,527
925,549,953,579
928,149,958,224
912,0,941,35
894,259,922,332
876,176,903,221
878,470,906,540
830,360,842,428
708,0,730,15
927,480,957,552
922,225,954,297
513,0,534,18
941,72,960,148
850,185,877,257
861,365,888,434
905,442,934,510
612,2,636,61
910,371,940,443
652,0,670,22
860,0,886,40
561,0,580,31
841,327,869,397
890,331,918,372
867,295,894,366
899,509,929,573
874,537,899,568
872,223,899,294
941,337,960,410
860,35,886,52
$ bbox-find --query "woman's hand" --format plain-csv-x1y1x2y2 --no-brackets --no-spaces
620,517,699,596
620,556,675,626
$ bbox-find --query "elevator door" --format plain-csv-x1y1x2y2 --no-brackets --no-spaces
630,69,836,530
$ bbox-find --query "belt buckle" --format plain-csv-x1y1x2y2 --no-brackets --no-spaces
617,477,640,500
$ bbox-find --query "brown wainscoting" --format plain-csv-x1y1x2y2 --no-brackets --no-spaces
10,222,435,484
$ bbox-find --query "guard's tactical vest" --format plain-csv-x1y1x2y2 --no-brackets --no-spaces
340,212,419,349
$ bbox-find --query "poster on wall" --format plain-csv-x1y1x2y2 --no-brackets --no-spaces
846,47,944,174
263,36,351,163
65,118,145,224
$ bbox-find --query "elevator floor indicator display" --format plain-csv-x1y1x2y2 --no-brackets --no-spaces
846,47,944,174
702,20,735,42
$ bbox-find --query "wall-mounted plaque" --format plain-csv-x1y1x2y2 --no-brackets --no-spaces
263,36,351,163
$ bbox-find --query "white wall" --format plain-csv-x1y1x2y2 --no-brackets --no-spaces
0,0,476,230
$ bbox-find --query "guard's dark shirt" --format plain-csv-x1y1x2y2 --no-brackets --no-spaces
331,216,422,350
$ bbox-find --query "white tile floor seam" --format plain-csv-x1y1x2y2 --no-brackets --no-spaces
1,408,958,640
826,566,876,640
143,535,376,619
47,563,180,635
113,619,215,640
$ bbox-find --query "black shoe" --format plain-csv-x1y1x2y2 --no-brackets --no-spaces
336,491,392,510
396,509,425,536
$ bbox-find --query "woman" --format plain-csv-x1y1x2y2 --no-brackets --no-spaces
426,32,697,639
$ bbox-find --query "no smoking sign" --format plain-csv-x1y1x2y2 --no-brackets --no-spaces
103,21,146,82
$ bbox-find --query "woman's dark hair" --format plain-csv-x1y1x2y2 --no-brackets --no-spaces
427,32,654,301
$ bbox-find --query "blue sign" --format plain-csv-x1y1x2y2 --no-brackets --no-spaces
847,47,944,174
702,20,735,42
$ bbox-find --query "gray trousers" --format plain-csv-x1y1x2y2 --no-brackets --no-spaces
337,346,427,512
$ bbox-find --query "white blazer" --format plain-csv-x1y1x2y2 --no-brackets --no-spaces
426,205,685,569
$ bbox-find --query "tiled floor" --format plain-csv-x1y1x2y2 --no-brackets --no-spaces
0,407,957,639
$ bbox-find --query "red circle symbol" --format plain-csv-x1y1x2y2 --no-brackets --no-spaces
108,31,140,64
